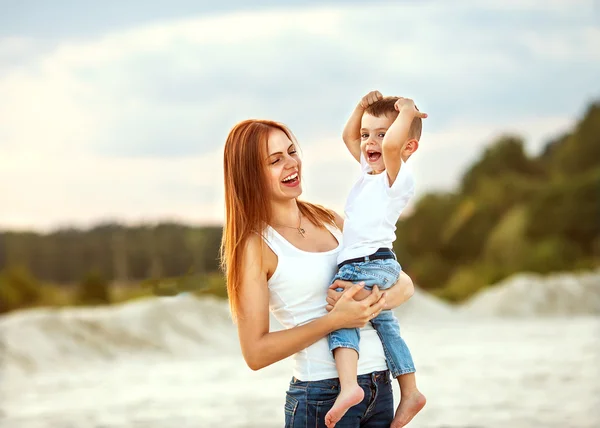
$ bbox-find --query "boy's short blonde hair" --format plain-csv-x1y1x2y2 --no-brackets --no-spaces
365,96,422,140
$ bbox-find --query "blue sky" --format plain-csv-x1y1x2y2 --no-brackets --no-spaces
1,0,599,230
1,0,367,38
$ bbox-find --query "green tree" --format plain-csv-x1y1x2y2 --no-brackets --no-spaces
461,136,542,195
526,167,600,252
398,193,460,259
0,266,41,313
77,270,110,305
551,103,600,175
483,206,532,274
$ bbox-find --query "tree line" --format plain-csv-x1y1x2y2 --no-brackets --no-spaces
1,101,598,313
0,224,223,284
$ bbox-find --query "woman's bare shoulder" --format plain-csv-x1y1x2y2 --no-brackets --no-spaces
244,232,263,253
243,231,277,278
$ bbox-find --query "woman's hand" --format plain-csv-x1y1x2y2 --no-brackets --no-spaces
326,279,375,311
327,282,386,329
327,272,414,312
326,280,349,311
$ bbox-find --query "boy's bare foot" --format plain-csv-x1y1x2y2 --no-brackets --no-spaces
324,385,364,428
390,390,426,427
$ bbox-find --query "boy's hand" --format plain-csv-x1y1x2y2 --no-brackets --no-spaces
359,90,383,109
394,97,428,118
343,91,383,163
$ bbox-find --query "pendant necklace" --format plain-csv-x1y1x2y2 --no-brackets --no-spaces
275,211,305,238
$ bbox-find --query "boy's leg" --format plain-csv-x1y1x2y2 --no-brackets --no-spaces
327,327,365,427
392,373,426,428
369,310,414,378
327,265,363,362
371,311,426,428
325,347,365,427
358,259,426,427
325,267,366,427
354,259,414,377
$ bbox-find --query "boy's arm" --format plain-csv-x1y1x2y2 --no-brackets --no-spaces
342,90,383,162
382,97,427,186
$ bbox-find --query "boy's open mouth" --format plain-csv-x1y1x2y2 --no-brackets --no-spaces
367,150,381,162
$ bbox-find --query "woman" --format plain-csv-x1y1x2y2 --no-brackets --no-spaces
220,119,415,427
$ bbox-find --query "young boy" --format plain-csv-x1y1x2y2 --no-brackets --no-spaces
325,92,427,428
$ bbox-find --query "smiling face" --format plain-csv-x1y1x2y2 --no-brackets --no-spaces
360,112,395,173
265,128,302,201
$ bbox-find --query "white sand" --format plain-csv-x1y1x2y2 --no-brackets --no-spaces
460,269,600,317
1,271,599,427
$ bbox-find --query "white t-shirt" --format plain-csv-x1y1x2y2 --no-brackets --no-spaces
262,224,388,381
337,153,415,264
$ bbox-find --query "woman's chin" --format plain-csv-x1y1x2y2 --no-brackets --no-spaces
273,185,302,200
288,186,303,197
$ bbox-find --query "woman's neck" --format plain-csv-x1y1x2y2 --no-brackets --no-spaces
270,199,301,229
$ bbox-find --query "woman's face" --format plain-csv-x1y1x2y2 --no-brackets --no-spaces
265,128,302,201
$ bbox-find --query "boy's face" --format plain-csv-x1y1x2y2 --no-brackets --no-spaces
360,113,395,173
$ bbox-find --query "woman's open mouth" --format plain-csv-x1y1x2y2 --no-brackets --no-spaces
281,172,300,187
367,150,382,162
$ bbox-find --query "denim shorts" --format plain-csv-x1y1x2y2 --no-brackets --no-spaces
284,370,394,427
329,257,415,377
332,258,401,291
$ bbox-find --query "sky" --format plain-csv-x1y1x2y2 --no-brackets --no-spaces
1,0,599,231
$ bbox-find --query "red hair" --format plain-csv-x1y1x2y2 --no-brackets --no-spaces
220,119,336,321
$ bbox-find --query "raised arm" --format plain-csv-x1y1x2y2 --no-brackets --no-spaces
382,97,427,186
342,90,383,162
236,234,386,371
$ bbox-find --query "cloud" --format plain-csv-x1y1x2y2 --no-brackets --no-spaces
0,1,598,229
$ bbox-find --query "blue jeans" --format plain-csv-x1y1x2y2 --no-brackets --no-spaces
284,370,394,427
328,258,415,378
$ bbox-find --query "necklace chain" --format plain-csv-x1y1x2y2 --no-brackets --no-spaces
274,211,305,238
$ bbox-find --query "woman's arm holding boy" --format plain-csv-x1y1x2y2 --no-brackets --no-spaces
326,272,414,312
236,234,386,371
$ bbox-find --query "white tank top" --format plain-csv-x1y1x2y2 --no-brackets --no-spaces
262,223,388,381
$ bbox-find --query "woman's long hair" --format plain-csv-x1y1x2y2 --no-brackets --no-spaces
220,119,336,321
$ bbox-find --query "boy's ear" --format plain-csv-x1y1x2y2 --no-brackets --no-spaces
403,139,419,157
